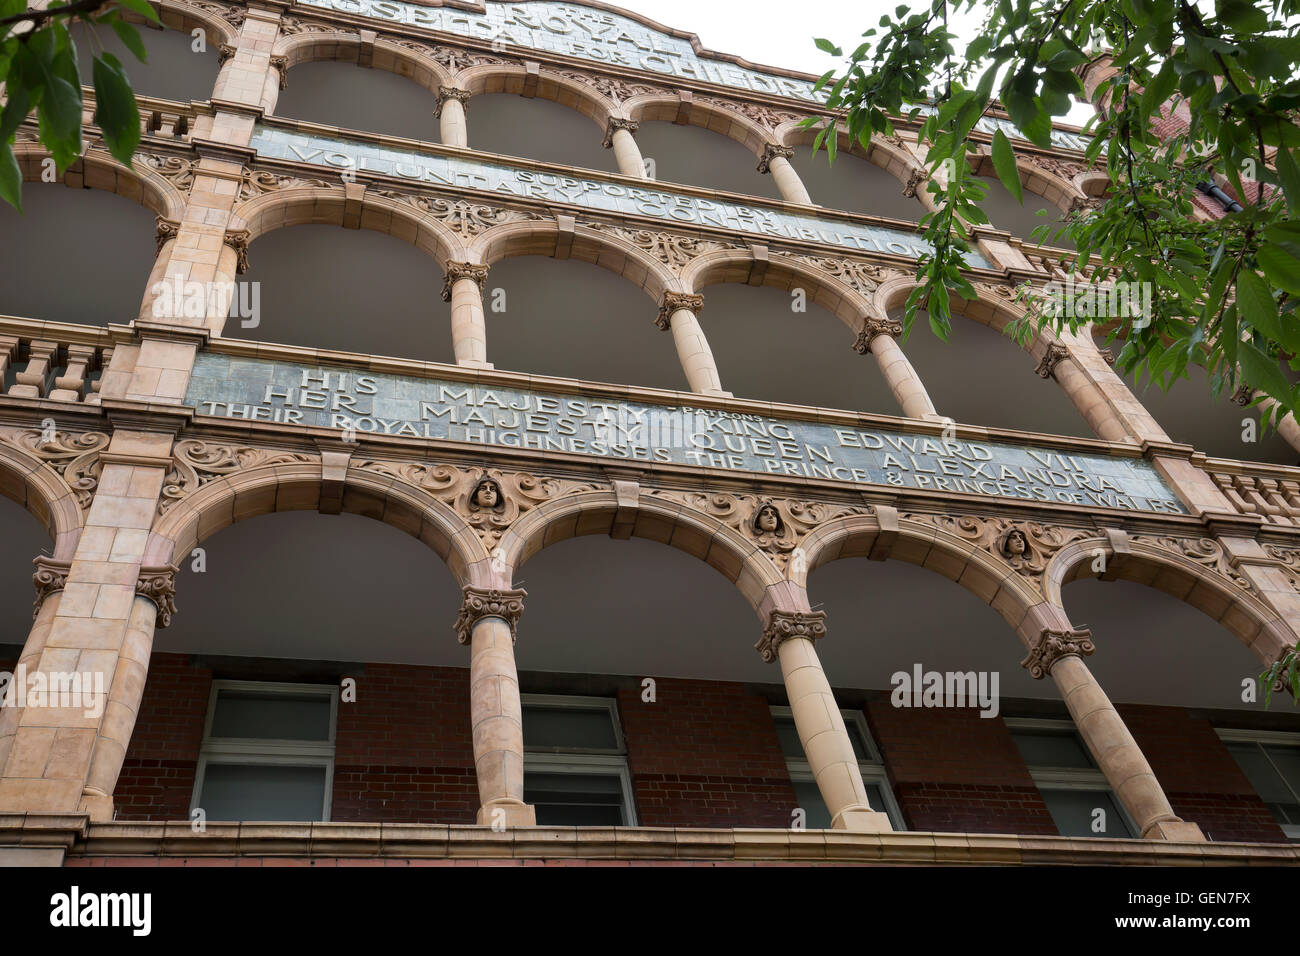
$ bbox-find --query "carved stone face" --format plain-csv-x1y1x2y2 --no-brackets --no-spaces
1004,530,1028,556
756,505,780,533
473,480,500,509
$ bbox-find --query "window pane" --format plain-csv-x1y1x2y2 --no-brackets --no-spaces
1040,788,1133,838
523,706,618,751
211,690,332,741
774,716,803,760
1263,745,1300,799
524,772,625,825
1230,743,1300,825
1011,730,1093,769
844,720,872,761
866,783,889,820
792,780,831,829
198,763,327,821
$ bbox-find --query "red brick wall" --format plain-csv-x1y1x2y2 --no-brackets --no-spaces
331,664,477,824
616,678,795,827
115,653,212,821
865,701,1058,835
1118,704,1286,843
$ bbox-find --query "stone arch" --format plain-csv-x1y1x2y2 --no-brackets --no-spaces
454,63,617,131
967,148,1087,214
798,511,1043,638
13,143,188,222
145,459,488,588
469,218,678,304
1044,535,1299,666
624,93,771,157
231,184,468,268
777,125,932,211
499,489,786,619
273,31,455,93
150,0,240,49
0,433,88,561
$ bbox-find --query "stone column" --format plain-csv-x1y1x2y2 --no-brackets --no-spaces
441,262,493,368
759,610,892,831
455,587,536,827
602,118,646,179
656,292,728,396
1020,623,1206,841
436,87,470,148
758,143,813,205
0,428,177,821
853,318,938,419
1238,387,1300,454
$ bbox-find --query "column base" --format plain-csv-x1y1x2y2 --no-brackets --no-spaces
1142,819,1207,842
457,359,495,370
831,807,894,832
476,800,536,828
78,791,114,823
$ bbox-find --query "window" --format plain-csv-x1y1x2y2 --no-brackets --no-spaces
1218,729,1300,839
1006,717,1136,838
771,706,905,830
191,681,337,822
521,694,636,826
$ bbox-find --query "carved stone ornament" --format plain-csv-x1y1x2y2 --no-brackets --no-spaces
1267,644,1298,696
556,70,670,105
223,228,251,274
1097,347,1116,367
790,255,907,297
586,222,729,268
1068,194,1103,215
454,586,526,645
904,514,1092,582
392,37,506,72
0,427,110,511
142,153,197,192
1035,343,1071,380
159,441,319,515
852,317,903,353
756,142,795,174
1233,384,1255,406
278,15,356,37
136,565,179,629
1020,627,1095,679
440,261,490,301
434,86,471,118
699,96,802,132
217,43,237,66
372,190,544,238
270,55,289,90
190,0,245,27
155,217,181,254
601,117,639,149
352,460,600,550
902,166,927,198
756,610,827,663
1031,156,1088,183
1131,534,1254,591
32,557,72,619
1264,545,1300,593
656,291,704,330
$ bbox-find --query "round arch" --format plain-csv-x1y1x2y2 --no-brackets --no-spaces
500,489,786,619
0,432,88,562
152,0,240,48
624,93,770,157
13,143,188,222
454,63,617,131
145,460,489,587
777,124,933,212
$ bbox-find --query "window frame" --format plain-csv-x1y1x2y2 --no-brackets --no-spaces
1216,727,1300,840
1005,716,1138,838
520,693,637,826
770,705,906,831
190,679,338,823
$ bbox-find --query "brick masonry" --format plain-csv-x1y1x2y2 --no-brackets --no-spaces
105,655,1290,838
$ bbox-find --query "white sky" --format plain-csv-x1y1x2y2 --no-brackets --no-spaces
610,1,1096,126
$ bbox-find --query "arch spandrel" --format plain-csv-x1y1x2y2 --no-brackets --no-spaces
0,429,97,562
151,0,243,49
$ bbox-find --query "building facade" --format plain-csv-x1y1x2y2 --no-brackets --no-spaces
1,0,1300,866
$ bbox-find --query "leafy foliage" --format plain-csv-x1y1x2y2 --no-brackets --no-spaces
809,0,1300,425
0,0,156,211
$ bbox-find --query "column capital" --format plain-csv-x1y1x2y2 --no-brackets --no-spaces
135,564,179,629
1233,384,1255,406
1020,626,1095,679
756,142,794,174
435,86,471,118
155,216,181,254
1035,342,1071,380
270,55,289,90
902,166,927,198
656,291,703,330
32,557,72,619
223,228,251,274
217,43,238,66
756,609,827,663
455,586,526,645
601,117,640,148
852,317,903,353
441,261,490,301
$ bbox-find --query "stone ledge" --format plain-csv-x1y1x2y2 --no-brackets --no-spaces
67,822,1300,865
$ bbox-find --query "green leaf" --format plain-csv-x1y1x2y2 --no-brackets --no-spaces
113,0,161,24
1258,243,1300,298
991,129,1023,204
0,141,21,211
108,19,148,64
1237,269,1300,353
91,53,140,166
814,37,842,56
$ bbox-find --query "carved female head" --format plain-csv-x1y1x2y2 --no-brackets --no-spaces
1001,527,1029,558
752,501,784,536
472,477,502,510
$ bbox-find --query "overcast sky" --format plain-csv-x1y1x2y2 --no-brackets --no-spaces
614,1,1095,125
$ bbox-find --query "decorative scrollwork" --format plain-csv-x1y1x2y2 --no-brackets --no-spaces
757,610,827,662
189,0,245,28
136,565,179,629
789,255,907,297
0,427,110,511
32,557,71,619
141,153,197,192
586,222,729,269
238,167,336,200
159,441,320,515
454,586,526,645
555,70,670,104
1021,627,1095,679
1265,545,1300,593
903,513,1092,582
1132,534,1254,591
370,190,543,237
699,96,802,132
278,15,356,36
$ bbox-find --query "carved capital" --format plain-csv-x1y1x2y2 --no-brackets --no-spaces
223,228,251,274
270,55,289,90
32,557,72,619
136,565,179,629
454,586,526,645
1097,347,1116,367
1233,384,1255,406
434,86,471,118
1034,343,1071,380
1020,627,1095,679
656,291,703,330
601,117,639,148
440,261,490,301
902,166,927,198
756,142,794,174
852,317,903,353
1068,194,1102,215
756,610,827,663
217,43,237,66
155,217,180,254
